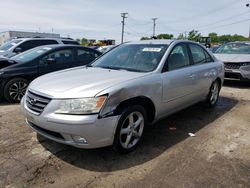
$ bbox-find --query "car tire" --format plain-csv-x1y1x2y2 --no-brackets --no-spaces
4,78,29,103
113,105,147,153
206,80,220,108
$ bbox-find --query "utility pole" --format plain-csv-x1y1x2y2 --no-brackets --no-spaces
152,18,158,38
121,13,128,43
184,31,187,39
246,3,250,40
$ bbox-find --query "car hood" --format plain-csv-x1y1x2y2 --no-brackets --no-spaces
214,53,250,63
29,67,149,98
0,58,16,69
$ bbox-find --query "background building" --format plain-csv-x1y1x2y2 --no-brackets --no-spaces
0,31,60,45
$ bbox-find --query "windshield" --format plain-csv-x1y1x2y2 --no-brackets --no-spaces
0,39,22,51
215,43,250,54
11,46,52,63
92,44,168,72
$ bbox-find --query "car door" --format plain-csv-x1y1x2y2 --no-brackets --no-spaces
188,43,215,97
74,48,101,67
38,48,74,75
160,43,197,116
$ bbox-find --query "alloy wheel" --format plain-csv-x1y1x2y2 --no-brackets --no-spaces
119,111,144,149
9,81,28,102
210,81,219,105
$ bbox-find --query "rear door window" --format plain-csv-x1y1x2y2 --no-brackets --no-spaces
189,44,211,65
40,49,73,65
62,40,79,45
37,40,58,45
16,40,58,52
76,48,100,63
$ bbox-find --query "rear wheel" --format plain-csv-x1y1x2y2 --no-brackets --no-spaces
4,78,28,103
113,105,147,153
206,80,220,107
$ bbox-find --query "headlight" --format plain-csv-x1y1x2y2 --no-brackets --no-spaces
55,96,107,115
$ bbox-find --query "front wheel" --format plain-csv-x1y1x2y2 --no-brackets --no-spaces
4,78,29,103
113,105,147,153
206,80,220,107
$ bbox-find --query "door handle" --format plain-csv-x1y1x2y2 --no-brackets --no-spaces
189,74,195,79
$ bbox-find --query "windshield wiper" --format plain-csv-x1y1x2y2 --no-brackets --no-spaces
85,64,93,67
98,66,122,70
98,66,146,72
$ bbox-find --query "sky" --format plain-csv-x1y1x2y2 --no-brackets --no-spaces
0,0,249,43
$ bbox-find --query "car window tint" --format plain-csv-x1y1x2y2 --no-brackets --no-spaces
189,44,207,65
17,41,35,51
17,40,58,52
38,40,58,45
166,44,190,71
204,49,214,62
77,49,99,63
62,40,79,45
40,49,73,64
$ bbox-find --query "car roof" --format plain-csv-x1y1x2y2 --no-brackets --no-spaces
11,38,75,42
32,44,98,50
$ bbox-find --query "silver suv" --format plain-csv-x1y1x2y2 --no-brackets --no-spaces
21,40,224,153
0,38,79,58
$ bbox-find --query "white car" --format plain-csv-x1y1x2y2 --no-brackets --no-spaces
0,38,79,58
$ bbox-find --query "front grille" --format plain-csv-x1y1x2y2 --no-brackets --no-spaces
26,90,51,114
224,62,250,70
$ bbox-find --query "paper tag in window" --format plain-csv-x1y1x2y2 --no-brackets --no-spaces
142,48,162,52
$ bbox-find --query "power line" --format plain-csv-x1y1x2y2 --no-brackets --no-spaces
127,16,152,26
166,0,240,24
199,18,250,31
195,11,249,30
125,24,152,36
157,21,186,33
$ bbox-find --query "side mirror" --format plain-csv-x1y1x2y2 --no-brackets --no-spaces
47,58,56,65
14,47,23,53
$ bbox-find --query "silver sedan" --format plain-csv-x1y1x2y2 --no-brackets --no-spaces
214,42,250,81
21,40,224,153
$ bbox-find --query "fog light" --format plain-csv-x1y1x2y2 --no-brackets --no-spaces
72,135,88,144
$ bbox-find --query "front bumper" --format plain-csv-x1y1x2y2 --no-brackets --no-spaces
225,69,250,81
21,96,119,149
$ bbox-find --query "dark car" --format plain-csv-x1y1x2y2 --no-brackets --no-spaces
0,45,102,103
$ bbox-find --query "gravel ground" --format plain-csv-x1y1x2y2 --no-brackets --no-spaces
0,80,249,188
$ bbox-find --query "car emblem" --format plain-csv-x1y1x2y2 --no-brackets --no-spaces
30,98,37,105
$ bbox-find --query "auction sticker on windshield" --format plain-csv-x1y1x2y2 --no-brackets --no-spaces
142,48,162,52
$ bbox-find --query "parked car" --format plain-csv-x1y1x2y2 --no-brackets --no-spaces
97,45,116,53
209,45,221,53
214,42,250,81
0,45,101,102
21,40,224,153
0,38,79,58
